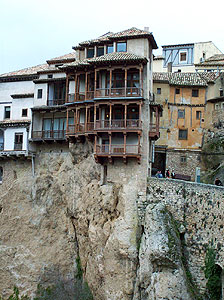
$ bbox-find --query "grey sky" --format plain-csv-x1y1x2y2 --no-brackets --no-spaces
1,0,224,75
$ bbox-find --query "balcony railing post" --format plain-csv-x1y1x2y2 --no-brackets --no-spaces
109,134,111,154
124,134,126,155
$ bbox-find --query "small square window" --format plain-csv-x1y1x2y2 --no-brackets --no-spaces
192,89,199,97
4,106,11,119
37,89,43,99
220,89,223,97
117,42,126,52
22,108,28,117
180,156,187,163
175,88,180,94
179,129,188,140
107,44,114,53
215,103,219,110
180,52,187,62
97,47,104,57
87,48,94,58
157,88,161,95
196,111,201,120
48,74,53,79
178,109,185,119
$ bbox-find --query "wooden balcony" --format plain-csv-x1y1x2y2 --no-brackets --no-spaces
95,144,140,156
47,99,66,106
32,130,66,141
149,123,160,140
66,119,141,136
68,88,143,103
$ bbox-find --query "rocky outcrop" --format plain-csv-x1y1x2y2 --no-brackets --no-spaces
133,203,193,300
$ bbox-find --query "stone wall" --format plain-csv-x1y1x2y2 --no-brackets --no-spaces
166,149,201,181
137,177,224,297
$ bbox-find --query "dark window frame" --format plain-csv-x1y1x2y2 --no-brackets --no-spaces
4,106,11,119
37,89,43,99
178,109,185,119
116,42,127,52
157,88,161,95
175,88,180,94
22,108,28,117
87,48,94,58
179,129,188,140
196,111,201,120
97,46,104,57
192,89,199,97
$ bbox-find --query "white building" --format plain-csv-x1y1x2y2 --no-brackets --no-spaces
153,41,222,73
0,64,46,156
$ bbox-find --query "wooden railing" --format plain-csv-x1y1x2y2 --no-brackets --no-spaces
47,99,65,106
95,119,141,130
68,87,143,102
149,123,160,140
32,130,66,140
95,144,139,155
95,87,143,98
66,119,141,135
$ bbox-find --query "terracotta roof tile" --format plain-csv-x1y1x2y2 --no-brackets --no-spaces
74,27,157,49
195,54,224,67
153,72,215,86
46,52,76,64
0,63,48,78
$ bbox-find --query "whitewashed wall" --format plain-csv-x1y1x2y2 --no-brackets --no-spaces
4,127,28,151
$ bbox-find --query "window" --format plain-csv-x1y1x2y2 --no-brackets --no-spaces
48,74,53,79
196,111,201,120
180,156,187,163
180,51,187,62
179,129,188,140
4,106,11,119
107,44,113,53
37,89,43,99
14,133,23,150
97,47,104,57
87,48,94,58
22,109,28,117
178,109,185,119
157,88,161,95
117,42,126,52
175,88,180,94
215,103,219,110
220,89,223,97
192,89,199,97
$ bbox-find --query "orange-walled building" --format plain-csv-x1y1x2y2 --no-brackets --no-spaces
153,72,218,180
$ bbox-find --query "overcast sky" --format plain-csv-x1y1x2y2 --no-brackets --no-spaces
0,0,224,75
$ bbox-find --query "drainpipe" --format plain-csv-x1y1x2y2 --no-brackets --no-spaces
31,154,35,177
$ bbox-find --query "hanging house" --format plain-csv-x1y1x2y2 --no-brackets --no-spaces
60,27,162,164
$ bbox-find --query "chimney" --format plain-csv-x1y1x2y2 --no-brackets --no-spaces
168,62,172,73
144,27,149,32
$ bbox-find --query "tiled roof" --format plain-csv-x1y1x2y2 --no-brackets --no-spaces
195,54,224,67
89,52,147,63
0,63,48,78
46,52,76,64
169,73,207,86
153,72,219,86
11,93,34,99
74,27,158,49
61,52,147,70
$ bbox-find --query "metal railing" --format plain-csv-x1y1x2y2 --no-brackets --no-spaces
47,99,65,106
32,130,66,140
14,143,23,150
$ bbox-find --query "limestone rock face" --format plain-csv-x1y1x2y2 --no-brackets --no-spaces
133,203,192,300
0,145,139,299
